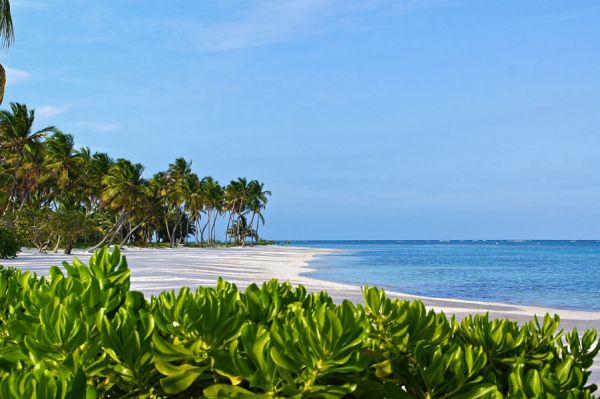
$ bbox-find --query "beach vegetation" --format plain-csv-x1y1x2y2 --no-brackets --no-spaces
0,103,272,254
0,225,18,258
0,247,597,398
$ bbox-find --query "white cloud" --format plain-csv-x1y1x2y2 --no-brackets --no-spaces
72,121,120,132
5,67,31,85
36,104,69,119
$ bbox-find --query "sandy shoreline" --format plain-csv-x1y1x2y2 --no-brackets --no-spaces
5,245,600,328
5,245,600,381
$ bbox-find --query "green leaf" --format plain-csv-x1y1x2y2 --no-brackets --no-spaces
270,346,296,372
160,366,206,394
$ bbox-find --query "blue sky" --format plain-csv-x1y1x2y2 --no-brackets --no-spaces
5,0,600,239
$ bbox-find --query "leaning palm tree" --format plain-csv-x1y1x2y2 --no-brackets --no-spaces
0,0,14,104
90,159,146,250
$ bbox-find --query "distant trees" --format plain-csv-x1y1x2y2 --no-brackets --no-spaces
0,102,271,253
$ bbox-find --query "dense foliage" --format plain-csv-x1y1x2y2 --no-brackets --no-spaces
0,226,19,258
0,103,271,254
0,248,598,398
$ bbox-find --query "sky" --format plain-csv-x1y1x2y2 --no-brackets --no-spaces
4,0,600,239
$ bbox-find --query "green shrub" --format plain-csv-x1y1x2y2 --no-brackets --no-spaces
0,227,19,258
0,247,597,398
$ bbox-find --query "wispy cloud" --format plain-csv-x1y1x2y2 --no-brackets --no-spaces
5,67,31,85
71,121,120,132
36,104,69,119
171,0,443,52
9,0,51,10
25,0,444,52
186,0,333,51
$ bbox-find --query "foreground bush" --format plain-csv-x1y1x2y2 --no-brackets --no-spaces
0,226,19,258
0,248,598,398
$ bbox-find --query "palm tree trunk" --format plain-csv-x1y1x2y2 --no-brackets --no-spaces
225,210,233,243
164,215,172,244
248,212,256,245
212,213,218,245
234,200,244,244
90,210,126,251
255,219,260,243
184,216,190,245
170,208,184,247
8,153,22,211
53,236,61,253
202,209,211,245
0,64,6,105
235,212,242,245
120,220,144,245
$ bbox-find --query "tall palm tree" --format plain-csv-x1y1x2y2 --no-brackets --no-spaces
0,0,14,105
245,180,271,244
0,103,56,211
200,176,223,245
163,158,192,246
180,173,203,244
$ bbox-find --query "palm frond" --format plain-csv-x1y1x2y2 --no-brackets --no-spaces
0,0,14,48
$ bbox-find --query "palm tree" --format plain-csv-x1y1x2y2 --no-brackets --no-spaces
143,176,167,243
0,101,274,248
163,158,192,246
0,171,12,208
0,103,57,211
224,177,250,244
245,180,271,244
227,214,256,244
43,131,81,193
180,173,203,244
91,159,146,250
200,176,223,245
0,0,14,105
14,137,46,209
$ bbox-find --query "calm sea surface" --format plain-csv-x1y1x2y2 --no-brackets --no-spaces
289,240,600,311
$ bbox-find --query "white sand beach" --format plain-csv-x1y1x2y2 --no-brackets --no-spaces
5,245,600,382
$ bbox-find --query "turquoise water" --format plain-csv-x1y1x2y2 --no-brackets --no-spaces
289,240,600,311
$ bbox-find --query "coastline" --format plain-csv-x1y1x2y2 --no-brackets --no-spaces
7,245,600,328
6,245,600,381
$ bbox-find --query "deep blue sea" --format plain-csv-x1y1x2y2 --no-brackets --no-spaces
289,240,600,311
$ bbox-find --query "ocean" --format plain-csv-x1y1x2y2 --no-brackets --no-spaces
290,240,600,311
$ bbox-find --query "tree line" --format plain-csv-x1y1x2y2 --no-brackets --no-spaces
0,103,271,254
